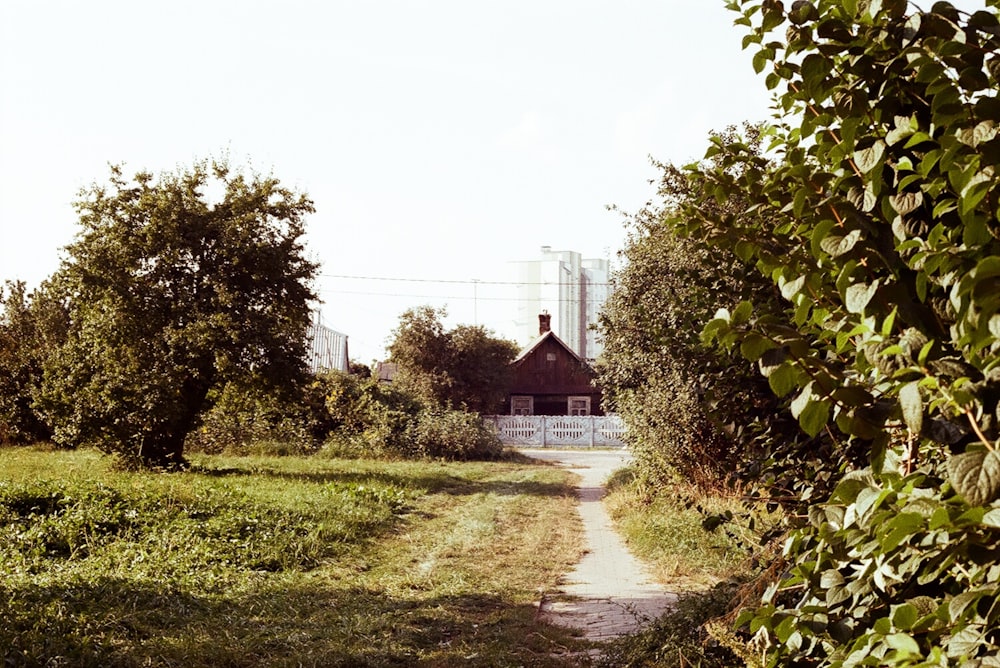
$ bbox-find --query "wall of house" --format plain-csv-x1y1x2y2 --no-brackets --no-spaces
506,336,603,415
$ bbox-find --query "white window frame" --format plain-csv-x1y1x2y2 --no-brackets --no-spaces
511,395,534,416
568,396,590,416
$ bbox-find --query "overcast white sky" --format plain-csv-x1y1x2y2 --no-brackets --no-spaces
1,1,985,363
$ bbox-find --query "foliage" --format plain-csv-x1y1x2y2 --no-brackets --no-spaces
404,408,504,460
312,369,504,461
388,306,519,414
0,281,65,444
597,583,745,668
0,446,586,667
598,133,816,487
736,462,1000,666
35,160,318,469
657,0,1000,665
184,381,323,456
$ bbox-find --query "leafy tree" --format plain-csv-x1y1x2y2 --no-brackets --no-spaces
598,127,819,488
662,0,1000,664
448,324,521,414
387,306,518,413
36,160,318,469
0,281,66,444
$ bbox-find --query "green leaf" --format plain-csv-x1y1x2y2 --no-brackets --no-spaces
769,362,799,397
780,274,807,301
889,191,924,215
854,140,886,173
982,508,1000,528
821,229,862,257
741,333,777,361
886,633,921,656
899,382,923,434
948,590,982,622
791,382,814,419
732,300,753,325
947,449,1000,506
799,399,831,437
845,281,879,314
891,603,919,631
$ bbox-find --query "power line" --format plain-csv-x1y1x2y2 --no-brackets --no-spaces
316,287,610,303
319,273,615,287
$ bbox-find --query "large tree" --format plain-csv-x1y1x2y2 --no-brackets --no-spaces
597,127,820,488
36,160,318,469
387,306,518,413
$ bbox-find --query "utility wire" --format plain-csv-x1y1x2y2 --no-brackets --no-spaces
316,288,609,303
319,273,614,287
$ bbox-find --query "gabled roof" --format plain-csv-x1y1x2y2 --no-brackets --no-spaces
512,330,587,367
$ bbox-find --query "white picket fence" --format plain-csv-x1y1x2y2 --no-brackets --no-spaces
483,415,627,448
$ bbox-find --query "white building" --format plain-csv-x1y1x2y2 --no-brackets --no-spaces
509,247,610,361
306,312,350,373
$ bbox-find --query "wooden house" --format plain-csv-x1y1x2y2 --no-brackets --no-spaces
504,313,604,416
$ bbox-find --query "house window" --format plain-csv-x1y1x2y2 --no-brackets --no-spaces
511,396,533,416
568,396,590,416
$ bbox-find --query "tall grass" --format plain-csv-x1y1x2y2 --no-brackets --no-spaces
1,445,587,667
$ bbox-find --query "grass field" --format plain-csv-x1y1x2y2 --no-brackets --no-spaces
0,446,589,667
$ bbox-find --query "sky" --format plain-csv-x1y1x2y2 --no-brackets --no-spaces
2,1,983,363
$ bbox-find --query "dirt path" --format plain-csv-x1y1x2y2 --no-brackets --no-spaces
521,449,677,642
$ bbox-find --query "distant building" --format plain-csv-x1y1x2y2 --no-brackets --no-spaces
504,313,603,416
375,361,397,384
509,247,610,361
306,312,349,373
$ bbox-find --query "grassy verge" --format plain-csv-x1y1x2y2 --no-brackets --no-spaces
1,445,588,667
603,467,772,589
597,466,782,668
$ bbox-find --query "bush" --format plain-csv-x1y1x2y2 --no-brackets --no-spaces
405,409,503,461
314,370,502,461
185,383,320,456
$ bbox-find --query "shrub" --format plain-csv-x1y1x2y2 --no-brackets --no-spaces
405,409,504,461
185,383,319,456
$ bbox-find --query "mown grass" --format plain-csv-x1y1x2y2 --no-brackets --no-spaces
0,445,588,667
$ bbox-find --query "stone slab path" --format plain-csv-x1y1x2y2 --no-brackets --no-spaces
521,449,677,642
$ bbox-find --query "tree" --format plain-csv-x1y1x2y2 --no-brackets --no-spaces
598,127,820,488
0,281,66,444
36,160,318,469
666,1,1000,664
448,324,521,414
387,306,518,413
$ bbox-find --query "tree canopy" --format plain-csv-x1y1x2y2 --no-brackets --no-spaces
387,306,519,414
597,126,817,488
36,160,318,469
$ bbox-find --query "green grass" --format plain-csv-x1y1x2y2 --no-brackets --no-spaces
0,445,589,667
603,467,775,590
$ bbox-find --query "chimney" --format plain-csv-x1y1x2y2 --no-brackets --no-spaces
539,311,551,335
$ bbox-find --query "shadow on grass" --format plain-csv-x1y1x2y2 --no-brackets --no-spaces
2,576,594,668
191,464,576,500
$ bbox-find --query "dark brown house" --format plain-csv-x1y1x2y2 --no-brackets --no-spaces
504,313,604,416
